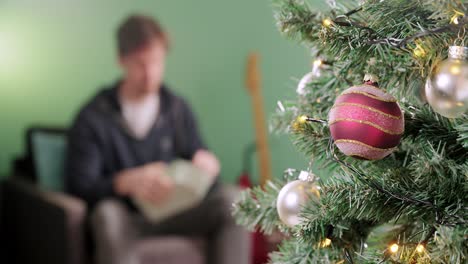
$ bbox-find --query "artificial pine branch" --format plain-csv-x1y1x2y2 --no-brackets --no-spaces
234,0,467,263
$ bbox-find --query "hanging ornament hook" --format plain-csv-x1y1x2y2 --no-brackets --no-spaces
298,170,316,182
454,25,466,46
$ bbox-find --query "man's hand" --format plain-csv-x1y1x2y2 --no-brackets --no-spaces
114,162,174,206
192,149,221,180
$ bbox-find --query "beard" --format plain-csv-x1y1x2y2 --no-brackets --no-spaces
120,79,161,102
135,80,160,95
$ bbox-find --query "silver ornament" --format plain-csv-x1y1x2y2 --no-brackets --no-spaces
276,179,320,227
296,59,322,95
426,46,468,118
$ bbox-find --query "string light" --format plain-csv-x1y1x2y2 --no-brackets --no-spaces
413,43,426,57
450,11,465,25
292,115,308,132
321,238,332,247
297,115,308,124
416,244,425,253
389,243,399,253
313,59,323,67
292,115,327,132
323,18,333,27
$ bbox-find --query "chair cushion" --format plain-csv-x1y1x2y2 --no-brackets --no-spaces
31,130,67,191
133,236,205,264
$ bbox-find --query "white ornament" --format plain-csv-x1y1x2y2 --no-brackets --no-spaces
296,59,323,95
276,177,320,227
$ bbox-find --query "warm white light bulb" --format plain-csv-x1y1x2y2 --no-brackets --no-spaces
389,243,399,253
313,59,323,67
297,115,308,124
321,238,332,247
413,44,426,57
323,18,333,27
416,244,425,253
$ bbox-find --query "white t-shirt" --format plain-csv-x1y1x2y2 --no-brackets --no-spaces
120,95,160,139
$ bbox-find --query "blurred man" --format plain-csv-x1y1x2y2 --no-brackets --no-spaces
66,14,250,264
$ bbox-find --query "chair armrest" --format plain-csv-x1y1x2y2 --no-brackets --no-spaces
41,186,87,225
3,177,87,264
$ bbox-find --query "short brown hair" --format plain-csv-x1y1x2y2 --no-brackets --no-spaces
117,14,169,56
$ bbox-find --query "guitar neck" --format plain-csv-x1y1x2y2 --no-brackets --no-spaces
246,53,272,186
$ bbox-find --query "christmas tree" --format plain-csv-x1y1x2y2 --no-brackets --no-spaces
233,0,467,263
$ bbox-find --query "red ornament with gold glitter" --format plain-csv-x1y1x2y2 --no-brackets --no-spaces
328,75,404,160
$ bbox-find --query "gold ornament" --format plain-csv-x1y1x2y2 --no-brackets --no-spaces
426,46,468,118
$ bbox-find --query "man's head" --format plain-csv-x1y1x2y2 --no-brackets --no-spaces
117,14,169,95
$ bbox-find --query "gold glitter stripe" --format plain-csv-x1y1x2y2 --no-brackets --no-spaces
329,118,404,135
346,153,384,160
341,90,397,103
334,139,398,152
356,84,389,95
331,102,401,120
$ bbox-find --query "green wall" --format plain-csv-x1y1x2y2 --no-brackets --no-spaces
0,0,325,182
